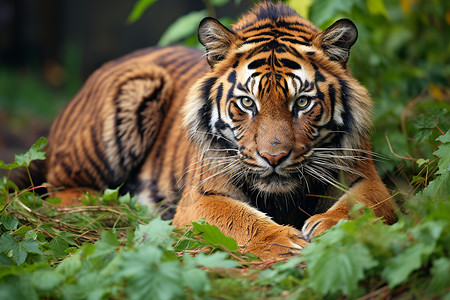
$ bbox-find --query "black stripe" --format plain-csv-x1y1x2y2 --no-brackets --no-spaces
248,59,266,69
280,58,301,69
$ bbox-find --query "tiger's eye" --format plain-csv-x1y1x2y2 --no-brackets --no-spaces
296,97,310,109
240,97,254,108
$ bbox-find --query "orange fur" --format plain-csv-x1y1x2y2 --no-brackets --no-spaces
18,2,396,259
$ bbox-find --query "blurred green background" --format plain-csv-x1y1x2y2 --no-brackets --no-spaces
0,0,449,197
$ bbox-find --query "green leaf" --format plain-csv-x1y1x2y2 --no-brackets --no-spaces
91,231,120,258
182,268,209,294
127,0,158,24
416,158,429,168
192,221,239,252
434,130,450,174
102,187,120,202
13,137,47,168
44,197,62,205
382,243,434,288
56,253,82,277
1,215,19,230
12,226,32,238
21,239,43,255
12,241,28,265
58,231,78,246
302,242,378,296
158,10,208,46
0,233,17,253
31,269,65,292
430,257,450,291
49,236,69,258
134,217,174,248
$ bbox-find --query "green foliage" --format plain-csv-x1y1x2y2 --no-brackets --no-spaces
0,137,46,170
1,0,448,299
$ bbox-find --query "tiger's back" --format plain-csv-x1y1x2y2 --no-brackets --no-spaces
46,46,208,204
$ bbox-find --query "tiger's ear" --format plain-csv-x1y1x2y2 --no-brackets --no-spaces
198,17,237,67
314,19,358,66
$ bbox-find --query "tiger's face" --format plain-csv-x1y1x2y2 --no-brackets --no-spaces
185,3,372,196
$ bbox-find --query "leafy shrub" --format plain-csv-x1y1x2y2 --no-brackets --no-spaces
1,0,449,299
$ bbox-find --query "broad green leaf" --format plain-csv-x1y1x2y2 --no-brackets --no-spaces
430,257,450,291
31,269,65,292
434,130,450,174
91,231,120,258
49,236,69,258
302,242,378,296
182,268,209,294
127,0,158,24
0,233,17,253
21,239,42,255
102,187,120,202
58,231,78,246
382,243,434,288
12,241,28,265
56,253,82,277
1,215,19,230
11,225,32,238
192,221,238,252
158,10,208,46
14,137,47,168
134,217,174,248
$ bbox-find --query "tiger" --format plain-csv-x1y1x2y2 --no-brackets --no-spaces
15,2,397,259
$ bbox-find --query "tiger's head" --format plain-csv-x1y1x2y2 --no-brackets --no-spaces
184,2,373,196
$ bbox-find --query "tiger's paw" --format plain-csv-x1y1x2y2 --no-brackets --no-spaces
302,213,349,242
244,225,308,260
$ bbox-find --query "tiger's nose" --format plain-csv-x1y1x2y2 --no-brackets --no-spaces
259,151,288,167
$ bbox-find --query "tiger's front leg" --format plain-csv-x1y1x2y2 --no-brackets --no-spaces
302,160,397,241
173,193,308,260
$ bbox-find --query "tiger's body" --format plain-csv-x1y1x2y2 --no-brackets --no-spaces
23,2,396,259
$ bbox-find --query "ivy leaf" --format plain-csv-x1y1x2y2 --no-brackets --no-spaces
182,268,209,294
12,242,28,265
49,236,69,258
302,242,378,296
21,239,43,255
430,257,450,291
434,130,450,174
91,231,120,258
134,217,174,248
382,243,434,288
0,137,47,169
1,215,19,230
56,253,82,277
0,233,17,253
31,269,65,292
102,187,120,202
192,221,239,252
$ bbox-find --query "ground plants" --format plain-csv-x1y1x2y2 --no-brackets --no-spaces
1,0,449,299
